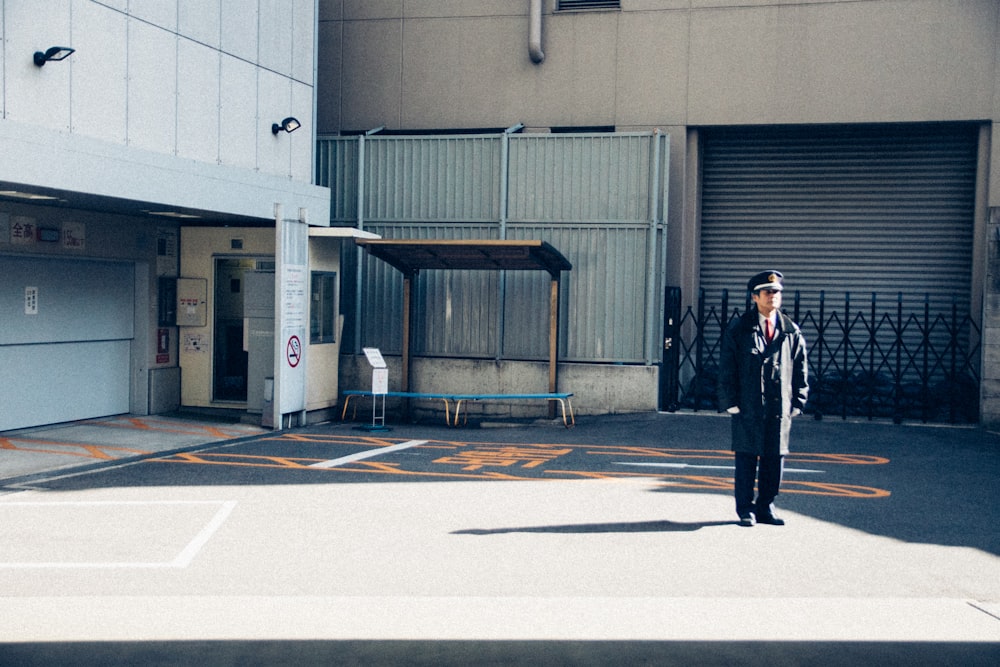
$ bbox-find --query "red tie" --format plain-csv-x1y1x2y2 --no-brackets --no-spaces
765,318,774,343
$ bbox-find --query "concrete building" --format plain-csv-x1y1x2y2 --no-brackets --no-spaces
317,0,1000,425
0,1,342,431
4,1,999,431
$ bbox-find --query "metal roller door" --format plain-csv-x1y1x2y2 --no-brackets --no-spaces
699,124,978,317
0,256,134,431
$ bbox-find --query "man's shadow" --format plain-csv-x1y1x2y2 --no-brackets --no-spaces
453,519,736,535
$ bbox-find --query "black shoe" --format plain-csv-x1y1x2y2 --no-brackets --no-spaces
738,514,755,527
756,513,785,526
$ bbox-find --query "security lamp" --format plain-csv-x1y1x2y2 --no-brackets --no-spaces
34,46,75,67
271,117,301,135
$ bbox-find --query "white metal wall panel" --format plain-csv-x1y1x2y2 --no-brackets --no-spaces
258,0,294,76
4,0,73,132
179,0,222,48
177,38,222,164
219,54,259,170
699,124,978,319
258,69,294,177
291,80,315,182
128,0,177,28
292,0,317,83
127,21,178,155
71,2,128,143
221,0,260,63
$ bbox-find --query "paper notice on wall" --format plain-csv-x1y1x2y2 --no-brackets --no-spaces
184,333,206,352
61,221,85,250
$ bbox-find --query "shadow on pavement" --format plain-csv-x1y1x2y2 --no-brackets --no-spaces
454,519,736,534
2,639,999,666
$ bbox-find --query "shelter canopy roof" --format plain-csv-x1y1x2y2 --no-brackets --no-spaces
354,239,572,277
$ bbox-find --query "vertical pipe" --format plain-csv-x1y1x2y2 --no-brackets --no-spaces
950,296,959,422
353,135,366,354
894,292,903,423
817,290,826,420
529,0,545,64
497,131,511,361
842,292,850,419
868,293,876,420
549,275,560,419
922,294,930,422
645,130,661,366
697,289,707,411
402,274,412,393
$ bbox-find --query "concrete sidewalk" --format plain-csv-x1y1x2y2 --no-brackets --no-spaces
0,413,267,488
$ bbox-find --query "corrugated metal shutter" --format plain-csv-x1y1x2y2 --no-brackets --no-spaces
699,124,978,319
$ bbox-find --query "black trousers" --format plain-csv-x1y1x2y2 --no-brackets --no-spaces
734,452,784,517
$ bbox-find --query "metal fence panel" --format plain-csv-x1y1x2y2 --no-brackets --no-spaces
364,135,502,223
675,289,980,424
316,131,668,364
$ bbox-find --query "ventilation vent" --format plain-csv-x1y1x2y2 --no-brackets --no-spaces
557,0,620,10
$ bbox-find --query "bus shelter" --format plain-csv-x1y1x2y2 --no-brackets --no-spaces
354,239,573,411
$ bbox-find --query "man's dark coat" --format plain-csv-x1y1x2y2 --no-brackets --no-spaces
717,308,809,456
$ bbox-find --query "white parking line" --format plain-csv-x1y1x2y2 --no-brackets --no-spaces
0,500,237,569
309,439,428,469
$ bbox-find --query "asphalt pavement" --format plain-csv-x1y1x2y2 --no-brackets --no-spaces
1,410,999,665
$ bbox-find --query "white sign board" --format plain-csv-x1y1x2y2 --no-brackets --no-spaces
372,367,389,395
363,347,387,368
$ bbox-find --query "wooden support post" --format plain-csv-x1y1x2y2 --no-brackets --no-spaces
402,274,412,393
549,275,560,419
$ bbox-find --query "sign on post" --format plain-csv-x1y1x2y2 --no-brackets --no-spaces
361,347,390,430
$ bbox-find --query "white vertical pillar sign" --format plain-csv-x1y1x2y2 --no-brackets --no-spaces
276,214,308,419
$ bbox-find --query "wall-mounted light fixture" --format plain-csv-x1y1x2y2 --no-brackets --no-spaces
34,46,75,67
271,117,301,135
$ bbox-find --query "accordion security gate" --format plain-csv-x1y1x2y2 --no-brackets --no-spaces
667,288,981,424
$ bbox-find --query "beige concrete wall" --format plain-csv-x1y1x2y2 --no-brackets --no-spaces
178,227,275,408
319,0,1000,423
319,0,997,132
306,237,344,412
339,355,659,420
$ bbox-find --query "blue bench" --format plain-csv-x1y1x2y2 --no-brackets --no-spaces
341,390,575,427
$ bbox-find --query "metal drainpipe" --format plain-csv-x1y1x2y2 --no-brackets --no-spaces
529,0,545,64
353,134,366,354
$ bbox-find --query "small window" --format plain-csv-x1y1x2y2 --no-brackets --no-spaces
557,0,620,10
310,271,338,344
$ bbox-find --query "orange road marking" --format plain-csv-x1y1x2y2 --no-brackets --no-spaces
584,446,889,466
549,470,890,497
0,437,148,461
82,417,261,440
152,453,541,481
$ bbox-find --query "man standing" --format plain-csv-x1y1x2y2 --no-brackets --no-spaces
718,271,809,527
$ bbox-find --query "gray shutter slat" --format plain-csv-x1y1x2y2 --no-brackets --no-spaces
699,125,977,318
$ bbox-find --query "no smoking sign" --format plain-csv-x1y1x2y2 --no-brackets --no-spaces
286,335,301,367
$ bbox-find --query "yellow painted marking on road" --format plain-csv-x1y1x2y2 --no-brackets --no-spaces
0,437,148,461
83,417,261,440
153,453,540,481
584,445,889,466
434,446,573,471
549,470,890,497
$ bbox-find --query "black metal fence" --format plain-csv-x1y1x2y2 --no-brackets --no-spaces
671,289,981,424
